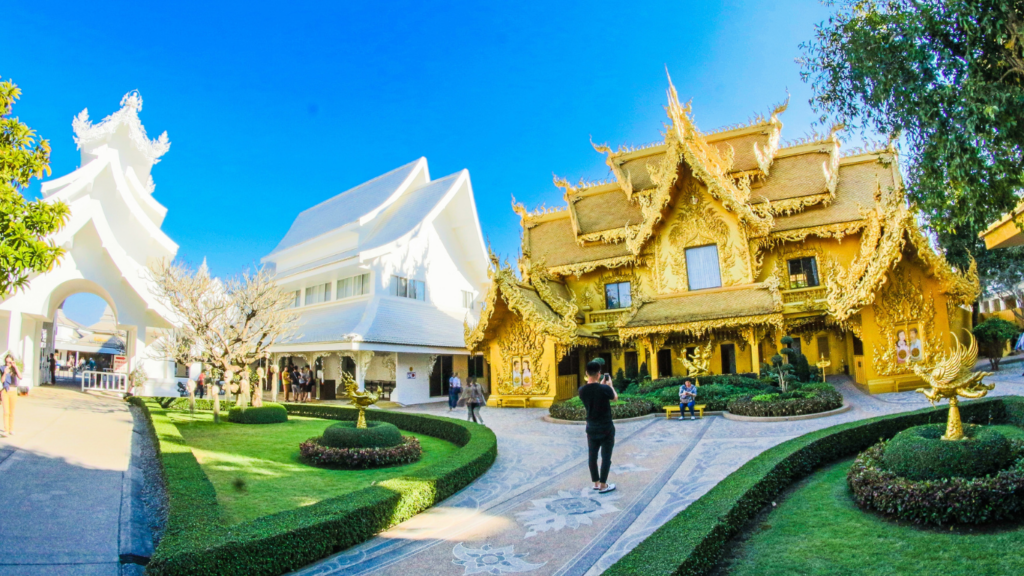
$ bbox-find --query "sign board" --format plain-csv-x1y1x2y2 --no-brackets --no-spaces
406,369,416,379
113,355,128,373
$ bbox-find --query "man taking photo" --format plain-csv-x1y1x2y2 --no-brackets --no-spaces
579,359,617,493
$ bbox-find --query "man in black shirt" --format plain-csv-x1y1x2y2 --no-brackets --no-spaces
578,359,618,493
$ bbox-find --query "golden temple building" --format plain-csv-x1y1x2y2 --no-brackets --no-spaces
465,80,980,405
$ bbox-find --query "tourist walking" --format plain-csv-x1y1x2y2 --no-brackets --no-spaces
196,369,206,399
1,354,23,436
448,371,462,411
462,377,486,424
48,353,56,385
679,379,698,420
579,360,617,493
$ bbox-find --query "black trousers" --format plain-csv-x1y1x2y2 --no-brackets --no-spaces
587,430,615,484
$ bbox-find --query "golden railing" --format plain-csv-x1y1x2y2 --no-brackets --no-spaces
782,287,827,310
585,308,630,327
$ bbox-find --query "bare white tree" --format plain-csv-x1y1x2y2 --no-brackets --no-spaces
151,260,298,422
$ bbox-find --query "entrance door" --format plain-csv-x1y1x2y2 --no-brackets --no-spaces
599,352,613,375
852,336,865,384
429,355,453,397
623,351,638,377
721,343,736,375
817,336,830,366
657,349,673,378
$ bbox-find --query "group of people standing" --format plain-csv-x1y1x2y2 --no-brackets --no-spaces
447,372,486,424
280,364,317,403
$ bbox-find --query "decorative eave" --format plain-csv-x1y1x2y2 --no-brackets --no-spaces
618,312,785,341
547,253,639,279
72,91,170,163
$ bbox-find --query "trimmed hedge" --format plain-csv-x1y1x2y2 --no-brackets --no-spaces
228,403,289,424
881,424,1013,481
638,374,767,395
548,395,657,421
726,388,843,417
848,439,1024,525
131,398,497,576
301,435,422,469
321,421,403,449
603,395,1019,576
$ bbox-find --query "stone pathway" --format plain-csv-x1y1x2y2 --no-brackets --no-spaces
0,386,149,576
292,369,1024,576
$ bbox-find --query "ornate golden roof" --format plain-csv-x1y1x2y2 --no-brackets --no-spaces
619,282,784,340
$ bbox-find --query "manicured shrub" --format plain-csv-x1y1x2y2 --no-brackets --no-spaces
321,421,403,449
228,403,288,424
300,435,421,469
548,395,657,421
602,395,1014,576
849,439,1024,525
880,424,1013,481
727,388,843,417
641,375,769,395
131,398,497,576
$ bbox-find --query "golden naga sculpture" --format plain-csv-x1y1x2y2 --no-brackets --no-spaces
912,332,994,441
677,343,713,385
341,372,379,429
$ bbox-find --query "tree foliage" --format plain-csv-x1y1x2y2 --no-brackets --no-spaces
973,317,1020,370
800,1,1024,269
0,77,70,297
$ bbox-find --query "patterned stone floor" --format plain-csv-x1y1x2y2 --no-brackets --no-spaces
292,369,1024,576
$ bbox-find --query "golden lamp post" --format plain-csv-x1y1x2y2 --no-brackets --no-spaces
912,332,994,441
816,356,831,383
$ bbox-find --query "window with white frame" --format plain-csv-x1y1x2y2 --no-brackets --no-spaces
391,275,425,301
304,282,332,305
289,290,301,308
336,273,370,300
462,290,475,309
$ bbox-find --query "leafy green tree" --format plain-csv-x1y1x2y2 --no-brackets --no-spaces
638,361,650,382
973,317,1020,370
0,77,69,297
800,1,1024,270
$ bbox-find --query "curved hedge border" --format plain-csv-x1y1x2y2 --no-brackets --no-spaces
848,440,1024,525
726,388,843,417
603,395,1022,576
131,397,497,576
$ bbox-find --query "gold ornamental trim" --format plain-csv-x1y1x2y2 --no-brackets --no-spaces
618,312,785,341
547,254,639,278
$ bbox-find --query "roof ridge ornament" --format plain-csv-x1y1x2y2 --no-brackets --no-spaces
72,90,170,163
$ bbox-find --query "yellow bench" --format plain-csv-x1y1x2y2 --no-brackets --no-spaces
497,396,532,408
664,404,705,419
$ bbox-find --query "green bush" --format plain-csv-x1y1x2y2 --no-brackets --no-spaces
321,421,403,449
131,398,497,576
727,387,843,417
228,403,288,424
880,424,1014,481
849,439,1024,525
301,435,421,469
641,375,769,395
602,394,1020,576
548,395,657,421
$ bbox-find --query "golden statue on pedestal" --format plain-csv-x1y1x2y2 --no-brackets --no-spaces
678,343,712,385
341,372,379,428
913,332,993,441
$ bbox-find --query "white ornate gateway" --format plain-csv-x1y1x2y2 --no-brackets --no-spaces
0,92,180,394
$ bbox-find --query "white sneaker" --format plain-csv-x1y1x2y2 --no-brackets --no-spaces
691,416,696,420
599,483,617,494
677,416,685,420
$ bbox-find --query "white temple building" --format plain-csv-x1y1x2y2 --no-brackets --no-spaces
263,158,490,404
0,91,179,395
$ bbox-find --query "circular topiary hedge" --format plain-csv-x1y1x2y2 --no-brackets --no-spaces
227,403,288,424
300,435,422,469
881,424,1013,481
321,420,403,449
727,386,842,418
848,438,1024,526
549,395,657,421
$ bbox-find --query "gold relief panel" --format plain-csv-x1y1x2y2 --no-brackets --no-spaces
871,266,943,377
496,318,550,395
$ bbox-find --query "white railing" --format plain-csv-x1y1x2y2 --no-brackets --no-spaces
81,371,128,392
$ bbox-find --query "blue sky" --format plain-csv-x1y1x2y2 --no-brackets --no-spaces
7,0,836,324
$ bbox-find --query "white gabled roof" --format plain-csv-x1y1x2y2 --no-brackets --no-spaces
269,158,427,256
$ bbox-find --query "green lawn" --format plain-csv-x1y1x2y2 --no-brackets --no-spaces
166,411,459,525
724,424,1024,576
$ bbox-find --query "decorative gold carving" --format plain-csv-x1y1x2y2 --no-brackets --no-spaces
341,372,379,428
548,254,639,278
676,342,712,379
496,318,549,396
663,180,744,288
576,226,638,246
870,265,942,377
619,312,784,341
913,332,993,441
753,97,788,176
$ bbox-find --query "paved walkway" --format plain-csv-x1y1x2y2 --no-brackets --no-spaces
293,370,1024,576
0,386,147,576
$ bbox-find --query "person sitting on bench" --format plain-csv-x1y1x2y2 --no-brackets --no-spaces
678,380,698,421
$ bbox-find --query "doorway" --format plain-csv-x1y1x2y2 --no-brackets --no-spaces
657,349,673,378
429,355,453,397
721,343,736,375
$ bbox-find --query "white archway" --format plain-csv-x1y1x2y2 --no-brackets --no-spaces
0,92,180,394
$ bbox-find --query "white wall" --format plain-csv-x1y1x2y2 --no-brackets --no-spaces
392,352,439,405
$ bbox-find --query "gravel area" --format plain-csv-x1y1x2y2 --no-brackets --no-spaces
128,403,169,564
